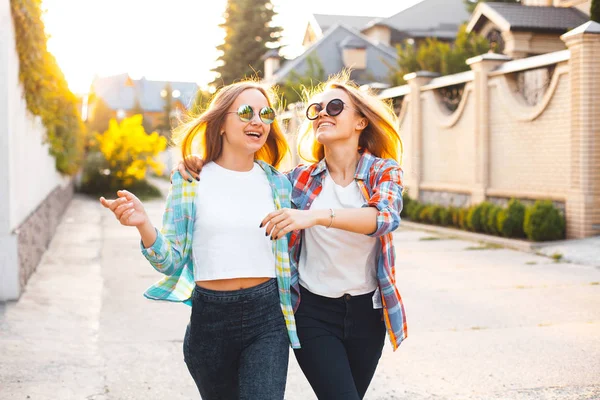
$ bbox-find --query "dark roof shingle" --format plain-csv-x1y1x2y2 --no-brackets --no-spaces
486,3,589,32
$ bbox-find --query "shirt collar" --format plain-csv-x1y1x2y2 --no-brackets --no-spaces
309,149,374,181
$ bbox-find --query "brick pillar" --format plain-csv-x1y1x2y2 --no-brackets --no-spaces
404,71,439,201
467,53,511,204
562,22,600,238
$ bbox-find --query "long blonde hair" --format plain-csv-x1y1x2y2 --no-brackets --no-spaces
297,73,403,164
172,81,289,171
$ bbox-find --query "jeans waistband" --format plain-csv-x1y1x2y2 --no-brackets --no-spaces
299,285,375,303
194,278,277,302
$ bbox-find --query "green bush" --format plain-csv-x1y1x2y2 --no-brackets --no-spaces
458,208,469,230
466,203,491,233
486,206,502,235
430,206,444,225
439,207,453,226
497,198,526,238
479,202,494,233
409,204,426,222
419,205,434,224
401,191,413,219
524,200,566,241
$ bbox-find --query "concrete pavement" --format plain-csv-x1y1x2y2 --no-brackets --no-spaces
1,189,599,399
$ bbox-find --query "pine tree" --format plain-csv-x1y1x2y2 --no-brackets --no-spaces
211,0,282,87
592,0,600,23
464,0,520,13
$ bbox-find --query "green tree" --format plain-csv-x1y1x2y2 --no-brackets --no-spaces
464,0,520,13
212,0,283,86
592,0,600,23
391,25,490,84
280,55,326,106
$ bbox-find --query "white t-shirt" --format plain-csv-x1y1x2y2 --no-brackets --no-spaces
299,174,379,298
192,162,276,281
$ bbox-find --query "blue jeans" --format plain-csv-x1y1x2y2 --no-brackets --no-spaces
293,285,386,400
183,279,289,400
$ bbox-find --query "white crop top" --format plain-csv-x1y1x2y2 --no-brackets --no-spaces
299,174,379,298
192,162,276,281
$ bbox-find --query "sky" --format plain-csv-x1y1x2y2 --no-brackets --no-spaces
41,0,423,94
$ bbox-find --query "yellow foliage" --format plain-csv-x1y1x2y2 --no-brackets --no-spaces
94,115,167,186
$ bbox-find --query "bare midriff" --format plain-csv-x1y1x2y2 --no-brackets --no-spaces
195,277,271,291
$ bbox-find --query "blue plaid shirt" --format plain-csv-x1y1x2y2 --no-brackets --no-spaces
140,161,300,349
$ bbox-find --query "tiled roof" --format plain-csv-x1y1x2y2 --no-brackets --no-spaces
268,24,398,87
365,0,471,39
478,3,589,33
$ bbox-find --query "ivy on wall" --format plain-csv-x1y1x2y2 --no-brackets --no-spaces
10,0,85,175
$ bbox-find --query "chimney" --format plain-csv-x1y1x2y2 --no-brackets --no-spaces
262,49,280,81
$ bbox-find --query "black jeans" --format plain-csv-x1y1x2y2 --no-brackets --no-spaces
293,285,386,400
183,279,289,400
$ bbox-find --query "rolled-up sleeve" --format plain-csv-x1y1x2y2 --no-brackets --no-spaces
363,162,404,237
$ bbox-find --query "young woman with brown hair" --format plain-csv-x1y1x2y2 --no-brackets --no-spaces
100,81,299,400
178,75,407,399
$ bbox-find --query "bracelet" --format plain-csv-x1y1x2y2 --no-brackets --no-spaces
326,208,336,229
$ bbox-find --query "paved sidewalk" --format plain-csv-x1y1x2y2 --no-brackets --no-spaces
1,188,599,399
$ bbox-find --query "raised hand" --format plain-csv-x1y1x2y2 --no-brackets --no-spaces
99,190,149,227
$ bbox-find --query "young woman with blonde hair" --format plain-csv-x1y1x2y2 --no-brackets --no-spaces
100,81,299,400
178,74,407,399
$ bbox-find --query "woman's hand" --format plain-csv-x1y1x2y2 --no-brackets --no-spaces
261,208,325,240
171,155,204,182
99,190,149,227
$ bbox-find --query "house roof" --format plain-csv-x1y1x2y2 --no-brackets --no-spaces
268,24,398,87
467,2,589,34
91,74,199,112
312,14,377,34
363,0,471,39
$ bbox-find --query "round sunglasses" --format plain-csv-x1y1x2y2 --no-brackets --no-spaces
306,98,354,120
226,104,276,125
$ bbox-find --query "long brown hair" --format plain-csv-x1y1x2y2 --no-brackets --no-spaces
297,73,403,164
172,81,289,171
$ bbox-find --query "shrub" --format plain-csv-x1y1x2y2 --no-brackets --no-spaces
430,206,444,225
524,200,566,241
439,207,453,226
486,205,502,235
401,191,413,219
497,198,526,238
409,204,426,222
458,208,469,230
79,115,167,196
467,202,492,233
419,205,434,224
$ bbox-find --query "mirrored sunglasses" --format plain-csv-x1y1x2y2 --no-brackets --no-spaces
227,104,276,124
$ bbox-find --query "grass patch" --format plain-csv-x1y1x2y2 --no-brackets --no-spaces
525,261,537,265
551,252,563,262
590,282,599,286
420,236,442,241
465,243,503,250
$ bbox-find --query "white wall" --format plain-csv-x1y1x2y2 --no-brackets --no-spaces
0,0,69,300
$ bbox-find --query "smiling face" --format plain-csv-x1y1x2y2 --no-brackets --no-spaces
220,88,272,158
309,88,367,147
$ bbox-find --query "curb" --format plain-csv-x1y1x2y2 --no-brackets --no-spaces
398,221,540,253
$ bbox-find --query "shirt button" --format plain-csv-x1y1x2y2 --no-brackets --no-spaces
345,294,351,301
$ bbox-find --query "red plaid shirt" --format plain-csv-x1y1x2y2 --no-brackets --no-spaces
286,150,407,350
